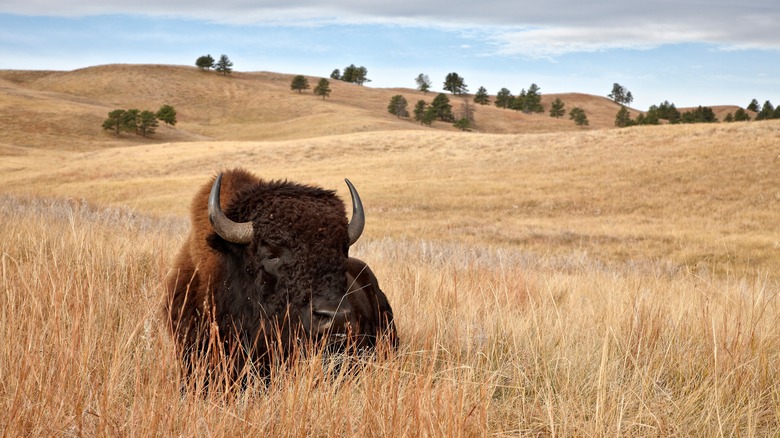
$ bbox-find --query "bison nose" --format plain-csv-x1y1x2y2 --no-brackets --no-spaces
312,307,352,333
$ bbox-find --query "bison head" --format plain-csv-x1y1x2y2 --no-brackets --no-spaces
205,172,366,350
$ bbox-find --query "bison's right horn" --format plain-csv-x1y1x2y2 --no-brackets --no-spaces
345,178,365,246
208,173,254,245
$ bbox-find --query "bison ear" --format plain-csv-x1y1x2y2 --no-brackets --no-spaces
206,231,237,254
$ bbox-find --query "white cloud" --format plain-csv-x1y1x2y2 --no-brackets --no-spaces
3,0,780,56
483,24,726,58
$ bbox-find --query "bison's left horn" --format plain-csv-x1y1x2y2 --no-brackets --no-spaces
208,173,254,244
345,178,365,246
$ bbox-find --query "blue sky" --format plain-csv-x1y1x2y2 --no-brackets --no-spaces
1,1,778,110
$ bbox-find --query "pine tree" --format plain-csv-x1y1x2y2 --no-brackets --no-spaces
215,54,233,75
457,98,476,126
354,66,370,85
680,106,718,123
156,104,177,126
136,110,158,137
330,69,341,80
549,98,565,118
290,75,310,93
734,108,751,121
569,107,589,127
495,88,513,109
510,89,526,112
415,74,432,93
422,106,437,126
614,106,632,127
474,86,490,105
443,73,467,95
102,109,128,137
340,64,370,85
313,78,331,99
195,54,215,70
656,100,680,123
747,99,760,112
608,83,632,105
523,83,544,113
124,109,140,134
431,93,454,122
413,100,428,124
756,100,775,120
387,95,409,118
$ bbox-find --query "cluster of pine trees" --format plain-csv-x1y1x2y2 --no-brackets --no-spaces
330,64,370,85
195,54,234,75
490,84,544,113
189,57,776,132
290,75,332,99
615,97,780,127
102,105,176,138
745,99,780,121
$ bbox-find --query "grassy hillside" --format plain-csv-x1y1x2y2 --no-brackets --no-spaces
1,64,638,151
1,64,780,435
2,120,779,277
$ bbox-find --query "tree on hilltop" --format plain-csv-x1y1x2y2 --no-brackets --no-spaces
195,54,215,70
215,54,233,75
443,72,468,95
415,73,432,93
495,88,513,109
512,83,543,114
608,83,633,105
291,75,310,93
340,64,370,85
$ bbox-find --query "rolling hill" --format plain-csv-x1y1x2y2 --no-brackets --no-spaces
0,64,649,151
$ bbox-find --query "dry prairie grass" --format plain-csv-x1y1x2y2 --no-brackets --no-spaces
2,194,779,436
3,120,779,277
2,64,780,435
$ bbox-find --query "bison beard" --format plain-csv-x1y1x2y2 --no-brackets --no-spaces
164,168,397,389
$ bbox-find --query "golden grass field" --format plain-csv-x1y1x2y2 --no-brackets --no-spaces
1,64,779,435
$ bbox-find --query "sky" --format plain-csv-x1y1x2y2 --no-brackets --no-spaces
1,1,778,110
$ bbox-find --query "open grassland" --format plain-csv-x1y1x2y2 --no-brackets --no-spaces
2,189,780,435
3,121,779,277
1,65,780,435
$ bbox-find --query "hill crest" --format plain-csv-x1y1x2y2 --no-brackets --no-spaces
0,64,739,151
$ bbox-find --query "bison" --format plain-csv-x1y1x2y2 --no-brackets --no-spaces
164,168,397,386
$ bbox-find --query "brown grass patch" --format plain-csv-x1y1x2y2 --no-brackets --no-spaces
2,64,780,435
1,195,779,435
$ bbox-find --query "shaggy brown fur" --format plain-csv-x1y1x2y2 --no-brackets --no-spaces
164,168,396,385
